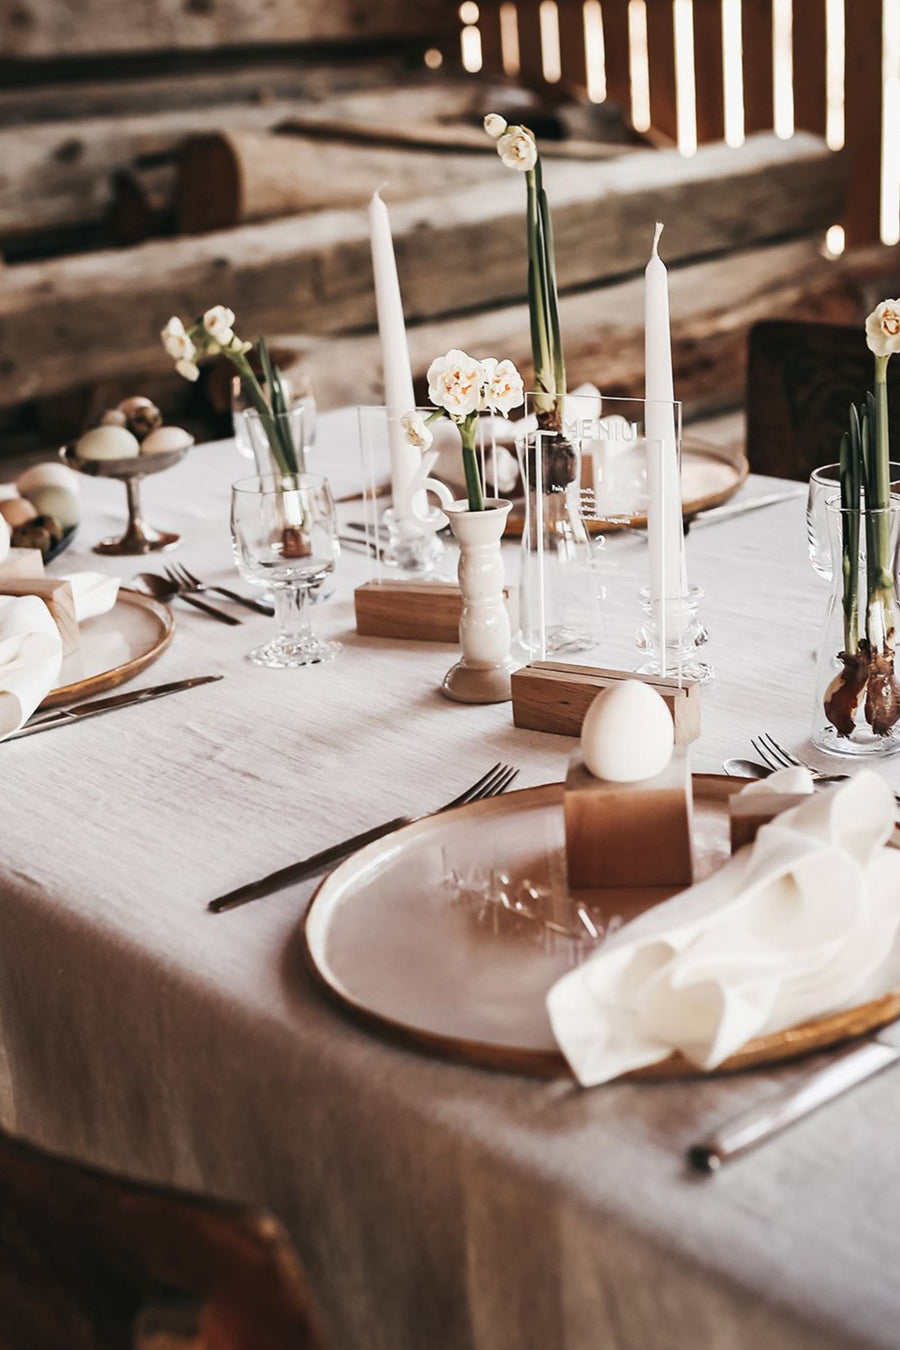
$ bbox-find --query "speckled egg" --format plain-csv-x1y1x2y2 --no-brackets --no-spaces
140,426,194,456
75,425,140,461
118,396,162,439
17,463,81,530
581,680,674,783
0,497,38,529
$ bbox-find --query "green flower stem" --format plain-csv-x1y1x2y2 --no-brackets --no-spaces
866,355,895,650
459,415,485,513
526,167,552,410
839,425,860,654
230,349,300,476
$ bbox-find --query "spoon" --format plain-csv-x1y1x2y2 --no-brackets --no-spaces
722,758,771,779
135,573,241,626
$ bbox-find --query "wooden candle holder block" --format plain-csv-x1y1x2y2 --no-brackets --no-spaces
512,661,700,744
729,791,812,852
564,748,694,891
0,577,78,655
354,580,517,643
0,548,45,580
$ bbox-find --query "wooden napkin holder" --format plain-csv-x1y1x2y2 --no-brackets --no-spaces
512,661,700,744
0,576,78,655
729,790,812,852
564,748,694,890
354,579,517,643
0,547,44,580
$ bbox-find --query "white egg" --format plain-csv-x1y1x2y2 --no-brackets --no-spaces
581,680,674,782
75,426,140,461
140,426,194,456
17,463,81,529
0,514,9,565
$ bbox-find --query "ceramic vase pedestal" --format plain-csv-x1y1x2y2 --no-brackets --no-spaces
442,499,517,704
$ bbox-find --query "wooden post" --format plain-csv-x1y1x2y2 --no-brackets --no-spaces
844,4,883,246
742,0,774,134
693,0,726,143
478,2,506,74
602,0,633,113
515,0,549,86
646,0,679,143
791,0,827,137
557,0,590,94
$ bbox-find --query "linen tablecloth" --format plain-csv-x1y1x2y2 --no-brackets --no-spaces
2,412,899,1350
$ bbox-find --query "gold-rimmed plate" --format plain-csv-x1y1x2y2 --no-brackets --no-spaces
304,779,900,1080
40,588,174,708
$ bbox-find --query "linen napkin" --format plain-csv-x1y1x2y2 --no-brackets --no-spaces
0,595,63,741
59,571,119,622
547,772,900,1085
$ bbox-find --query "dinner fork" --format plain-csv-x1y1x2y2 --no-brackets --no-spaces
209,762,520,913
164,563,273,616
752,734,900,805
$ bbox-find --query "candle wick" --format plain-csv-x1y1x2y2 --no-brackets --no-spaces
652,221,664,257
374,181,390,202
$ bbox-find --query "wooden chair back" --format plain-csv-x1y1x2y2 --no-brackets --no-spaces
0,1128,327,1350
745,319,900,481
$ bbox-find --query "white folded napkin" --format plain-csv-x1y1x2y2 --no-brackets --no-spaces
59,571,119,622
0,595,63,740
547,772,900,1085
741,765,814,796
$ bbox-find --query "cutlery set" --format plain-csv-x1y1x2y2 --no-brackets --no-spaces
135,564,272,623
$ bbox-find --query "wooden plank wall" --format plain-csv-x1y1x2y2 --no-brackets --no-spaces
474,0,894,249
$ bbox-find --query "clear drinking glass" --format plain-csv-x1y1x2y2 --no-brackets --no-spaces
807,462,900,580
231,473,341,668
233,371,316,462
233,405,307,478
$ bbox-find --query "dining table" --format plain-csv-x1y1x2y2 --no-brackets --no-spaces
2,407,900,1350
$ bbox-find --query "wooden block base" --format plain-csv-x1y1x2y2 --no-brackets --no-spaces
729,790,812,852
564,748,694,890
0,548,45,580
354,579,517,643
512,661,700,744
0,577,78,655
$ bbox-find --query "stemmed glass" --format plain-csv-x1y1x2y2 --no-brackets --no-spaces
230,473,341,668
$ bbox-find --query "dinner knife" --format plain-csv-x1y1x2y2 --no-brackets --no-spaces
208,815,412,912
688,488,805,527
687,1021,900,1172
6,675,223,740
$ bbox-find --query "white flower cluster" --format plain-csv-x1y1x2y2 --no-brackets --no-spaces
483,113,538,172
866,300,900,359
427,349,525,419
160,306,250,382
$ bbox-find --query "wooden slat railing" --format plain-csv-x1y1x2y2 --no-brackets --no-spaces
468,0,896,248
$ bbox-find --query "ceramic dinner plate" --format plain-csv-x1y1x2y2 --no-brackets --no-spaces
305,779,900,1079
40,588,173,708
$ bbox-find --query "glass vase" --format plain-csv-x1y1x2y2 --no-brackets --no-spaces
812,499,900,756
233,406,306,478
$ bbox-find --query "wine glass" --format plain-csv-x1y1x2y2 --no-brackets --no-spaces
230,473,341,668
807,462,900,580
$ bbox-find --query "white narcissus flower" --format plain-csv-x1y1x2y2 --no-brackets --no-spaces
427,349,484,418
496,126,538,172
480,357,525,416
161,316,196,362
865,300,900,358
203,305,236,344
175,358,201,382
400,410,434,451
483,113,507,140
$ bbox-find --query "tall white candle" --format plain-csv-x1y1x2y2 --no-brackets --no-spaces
645,222,687,619
369,188,420,520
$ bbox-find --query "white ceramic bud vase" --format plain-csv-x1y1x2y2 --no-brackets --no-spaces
442,498,517,703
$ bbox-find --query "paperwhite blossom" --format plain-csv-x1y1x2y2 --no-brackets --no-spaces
400,410,434,451
427,350,484,419
865,300,900,358
496,126,537,172
483,113,508,140
160,316,196,362
175,358,201,382
480,357,525,416
203,305,236,345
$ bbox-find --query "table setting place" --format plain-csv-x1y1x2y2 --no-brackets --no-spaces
5,110,900,1350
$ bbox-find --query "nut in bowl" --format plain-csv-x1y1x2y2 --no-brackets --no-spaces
62,402,194,555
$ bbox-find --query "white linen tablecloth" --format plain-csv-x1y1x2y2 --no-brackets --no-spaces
2,411,900,1350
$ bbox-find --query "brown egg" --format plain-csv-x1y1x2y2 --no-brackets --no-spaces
0,497,37,528
100,408,128,427
118,395,162,439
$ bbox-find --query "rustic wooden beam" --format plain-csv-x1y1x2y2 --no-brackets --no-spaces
0,0,459,60
0,133,844,406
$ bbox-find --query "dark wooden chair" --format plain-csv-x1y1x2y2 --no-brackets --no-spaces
746,319,900,481
0,1127,328,1350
